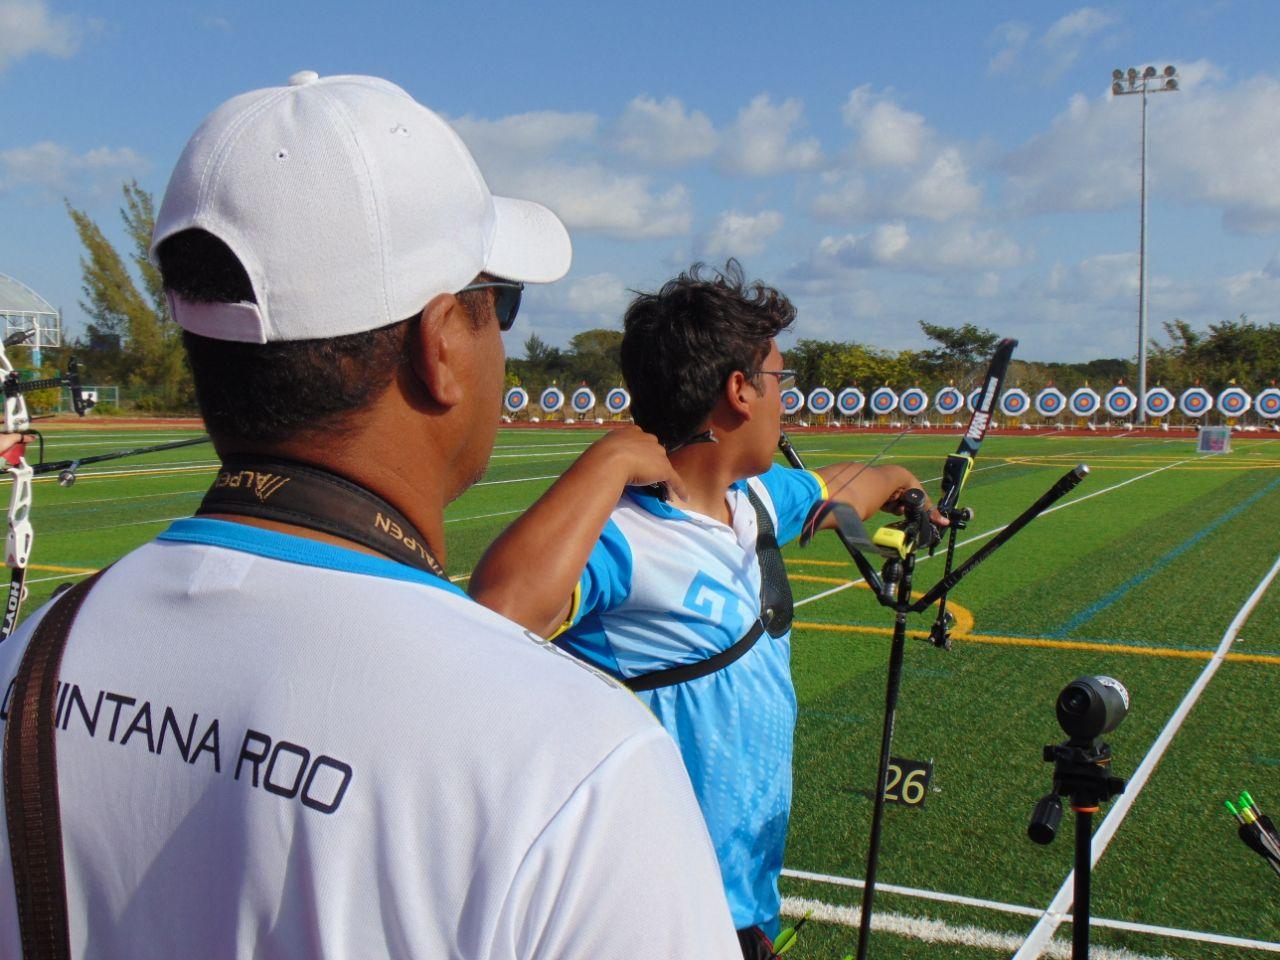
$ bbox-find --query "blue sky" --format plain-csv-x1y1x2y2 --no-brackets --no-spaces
2,0,1278,363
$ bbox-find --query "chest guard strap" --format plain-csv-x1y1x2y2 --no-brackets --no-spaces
624,486,794,692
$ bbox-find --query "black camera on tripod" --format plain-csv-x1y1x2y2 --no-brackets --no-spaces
1029,677,1129,844
1027,676,1130,959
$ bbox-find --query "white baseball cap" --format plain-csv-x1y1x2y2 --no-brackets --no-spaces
152,71,572,343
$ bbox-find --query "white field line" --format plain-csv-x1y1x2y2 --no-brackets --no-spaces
490,442,591,452
474,473,559,487
794,458,1193,611
32,436,205,449
780,895,1276,960
783,873,1280,953
1012,546,1280,960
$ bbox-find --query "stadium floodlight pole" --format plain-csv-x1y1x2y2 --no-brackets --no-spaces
1111,64,1178,426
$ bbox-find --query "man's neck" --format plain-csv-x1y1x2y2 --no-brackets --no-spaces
668,443,742,525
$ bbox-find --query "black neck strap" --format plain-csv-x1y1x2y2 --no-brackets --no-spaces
196,455,446,580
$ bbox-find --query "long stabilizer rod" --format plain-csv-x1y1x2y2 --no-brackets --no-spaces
910,464,1089,614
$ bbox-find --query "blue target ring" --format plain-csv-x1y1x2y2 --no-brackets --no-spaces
870,387,898,415
1000,388,1029,417
1069,388,1099,416
1144,388,1173,416
504,387,529,413
935,387,964,415
1257,388,1280,419
900,388,928,416
837,388,864,416
571,388,595,413
1218,387,1251,416
781,387,804,415
1035,388,1065,418
1179,388,1212,417
605,388,630,413
540,387,564,413
1105,387,1136,417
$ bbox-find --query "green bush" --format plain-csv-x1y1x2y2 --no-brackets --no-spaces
90,402,121,417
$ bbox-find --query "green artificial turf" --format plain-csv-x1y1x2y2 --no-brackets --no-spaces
14,424,1280,958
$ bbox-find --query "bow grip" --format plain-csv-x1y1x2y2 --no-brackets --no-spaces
938,453,973,514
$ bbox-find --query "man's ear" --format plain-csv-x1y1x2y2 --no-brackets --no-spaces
409,293,468,408
723,369,754,422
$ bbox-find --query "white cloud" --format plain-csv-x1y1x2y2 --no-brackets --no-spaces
613,95,717,165
1043,7,1115,49
1041,7,1119,77
718,94,822,177
985,9,1116,80
987,21,1030,76
451,110,598,167
451,109,690,240
492,162,691,240
699,209,783,258
0,0,78,71
803,221,1026,276
0,141,146,197
566,273,630,316
1003,62,1280,235
842,85,929,167
896,148,982,220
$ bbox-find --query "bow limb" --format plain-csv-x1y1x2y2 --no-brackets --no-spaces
1,343,33,641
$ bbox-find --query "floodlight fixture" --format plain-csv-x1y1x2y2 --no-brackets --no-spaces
1108,64,1179,425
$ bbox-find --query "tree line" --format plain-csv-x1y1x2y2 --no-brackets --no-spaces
33,183,1280,414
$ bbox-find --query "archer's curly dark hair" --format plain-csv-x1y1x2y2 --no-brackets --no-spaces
157,229,488,442
621,260,795,445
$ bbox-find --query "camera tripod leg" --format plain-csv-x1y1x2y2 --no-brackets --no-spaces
1073,807,1093,960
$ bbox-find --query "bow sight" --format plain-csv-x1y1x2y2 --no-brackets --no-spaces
779,337,1093,960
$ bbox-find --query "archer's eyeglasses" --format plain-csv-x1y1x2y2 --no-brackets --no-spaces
458,281,525,331
755,368,797,392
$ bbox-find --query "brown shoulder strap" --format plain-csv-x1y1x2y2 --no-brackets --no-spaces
4,569,107,960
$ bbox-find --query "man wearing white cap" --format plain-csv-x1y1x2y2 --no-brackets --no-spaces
0,73,737,959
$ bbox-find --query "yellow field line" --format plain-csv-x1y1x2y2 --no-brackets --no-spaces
785,559,851,568
793,620,1280,665
29,563,98,574
790,581,975,634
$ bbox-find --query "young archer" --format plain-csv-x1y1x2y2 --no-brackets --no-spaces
470,262,944,956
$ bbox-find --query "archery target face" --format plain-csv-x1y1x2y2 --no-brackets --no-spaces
1257,388,1280,419
1143,387,1174,417
900,387,928,416
935,386,964,415
503,387,529,413
966,387,983,412
1104,386,1136,418
999,388,1029,417
837,388,864,416
807,387,834,414
870,387,898,415
571,387,596,413
605,388,630,413
1217,387,1251,416
781,387,804,415
1069,387,1100,417
540,386,565,413
1035,387,1065,418
1179,387,1212,417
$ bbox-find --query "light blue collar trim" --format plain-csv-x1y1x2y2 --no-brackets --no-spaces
157,517,470,599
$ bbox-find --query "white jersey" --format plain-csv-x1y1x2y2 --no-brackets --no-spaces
0,518,739,960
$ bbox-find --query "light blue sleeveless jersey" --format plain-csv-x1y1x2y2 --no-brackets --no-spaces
555,464,826,933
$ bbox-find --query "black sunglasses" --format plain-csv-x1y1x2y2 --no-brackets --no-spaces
458,280,525,331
